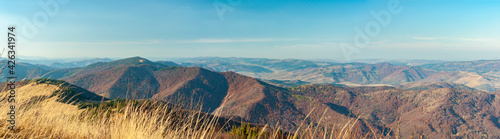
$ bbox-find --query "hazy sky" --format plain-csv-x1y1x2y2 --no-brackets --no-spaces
1,0,499,61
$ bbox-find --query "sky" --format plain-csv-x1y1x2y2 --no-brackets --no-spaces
0,0,499,61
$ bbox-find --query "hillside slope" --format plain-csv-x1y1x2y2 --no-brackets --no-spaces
291,84,500,138
423,71,500,91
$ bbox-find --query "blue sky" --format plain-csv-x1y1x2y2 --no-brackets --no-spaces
0,0,499,61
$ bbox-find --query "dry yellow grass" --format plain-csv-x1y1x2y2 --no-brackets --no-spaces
0,82,226,139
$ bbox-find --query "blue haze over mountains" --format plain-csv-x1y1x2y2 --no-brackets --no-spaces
7,57,500,92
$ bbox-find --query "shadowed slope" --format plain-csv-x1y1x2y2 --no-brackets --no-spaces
215,72,303,130
67,65,160,99
152,67,229,113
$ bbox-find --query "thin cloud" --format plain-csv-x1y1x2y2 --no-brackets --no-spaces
31,40,168,46
30,38,301,47
177,38,294,43
413,37,494,42
372,40,499,50
276,43,338,49
457,38,492,42
413,37,437,40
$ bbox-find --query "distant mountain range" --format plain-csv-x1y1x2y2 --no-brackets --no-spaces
350,59,448,66
171,57,500,92
10,57,500,92
21,58,113,69
4,56,500,138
